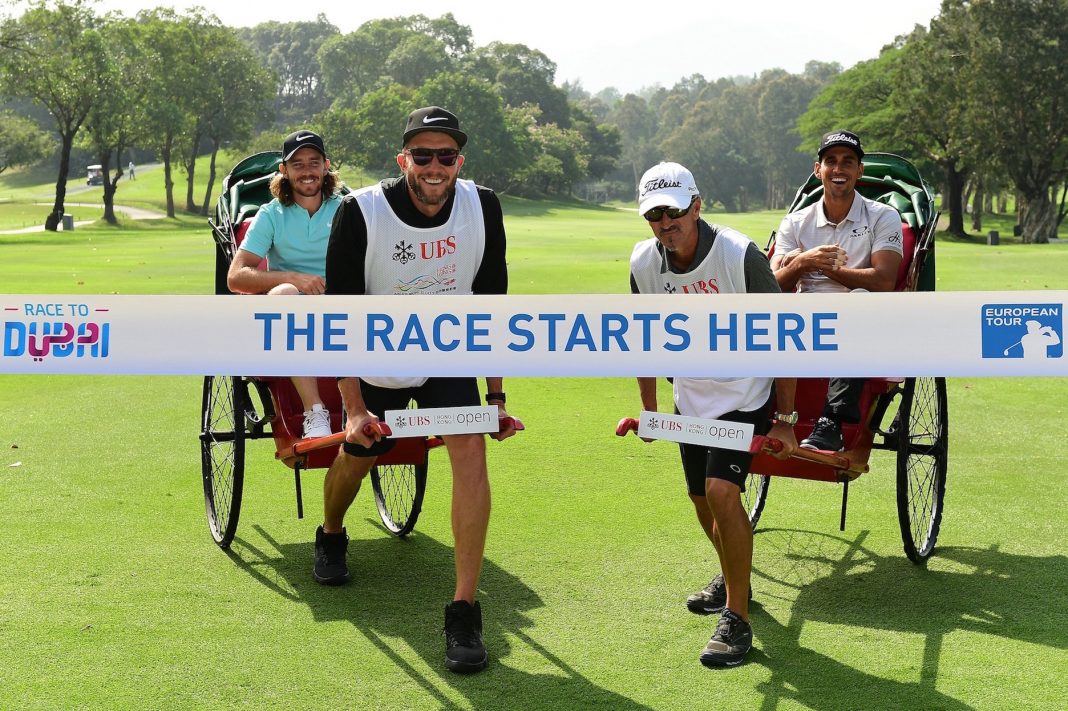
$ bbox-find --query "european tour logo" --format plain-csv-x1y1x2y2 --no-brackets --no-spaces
981,303,1063,359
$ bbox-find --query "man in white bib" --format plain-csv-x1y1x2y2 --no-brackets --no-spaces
630,162,798,667
320,107,515,675
772,130,903,451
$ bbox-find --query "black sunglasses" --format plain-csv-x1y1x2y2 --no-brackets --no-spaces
406,148,460,167
643,197,697,222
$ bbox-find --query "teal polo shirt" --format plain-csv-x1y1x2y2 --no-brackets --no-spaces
239,193,342,277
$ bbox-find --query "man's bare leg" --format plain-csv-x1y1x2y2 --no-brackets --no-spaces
444,433,490,603
323,451,375,533
690,493,721,551
293,376,324,413
705,478,752,621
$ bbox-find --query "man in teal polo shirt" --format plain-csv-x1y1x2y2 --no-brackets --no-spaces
227,130,343,438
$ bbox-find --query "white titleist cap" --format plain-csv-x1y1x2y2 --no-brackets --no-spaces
637,162,699,216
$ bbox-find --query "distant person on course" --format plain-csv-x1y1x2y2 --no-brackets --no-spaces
226,129,342,439
771,130,903,452
320,106,516,675
629,161,797,667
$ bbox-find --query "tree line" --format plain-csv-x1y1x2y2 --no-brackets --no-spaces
1,0,1065,242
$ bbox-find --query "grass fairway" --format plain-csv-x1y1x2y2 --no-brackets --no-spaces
1,199,1066,710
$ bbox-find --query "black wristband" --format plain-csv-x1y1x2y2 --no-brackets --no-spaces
485,391,506,404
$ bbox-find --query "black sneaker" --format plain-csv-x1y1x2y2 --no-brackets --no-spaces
313,525,350,585
686,574,753,615
699,609,753,667
801,416,844,451
444,600,488,673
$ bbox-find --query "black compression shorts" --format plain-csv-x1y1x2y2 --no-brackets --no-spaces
678,396,773,496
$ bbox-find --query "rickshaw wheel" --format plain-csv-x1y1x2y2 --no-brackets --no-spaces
371,462,427,537
743,474,770,530
200,375,246,548
895,376,948,563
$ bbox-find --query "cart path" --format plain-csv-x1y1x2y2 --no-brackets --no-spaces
0,203,167,234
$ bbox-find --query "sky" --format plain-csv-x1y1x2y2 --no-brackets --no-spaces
42,1,944,93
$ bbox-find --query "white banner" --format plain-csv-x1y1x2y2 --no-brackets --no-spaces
638,411,755,451
384,406,499,437
1,292,1066,376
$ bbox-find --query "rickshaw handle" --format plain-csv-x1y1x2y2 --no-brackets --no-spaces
288,422,393,456
750,435,868,475
615,417,640,436
616,418,867,476
287,416,525,458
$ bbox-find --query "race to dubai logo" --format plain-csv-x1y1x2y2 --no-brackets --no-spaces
3,301,111,363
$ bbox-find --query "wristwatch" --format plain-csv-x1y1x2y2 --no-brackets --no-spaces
485,391,506,404
773,411,799,425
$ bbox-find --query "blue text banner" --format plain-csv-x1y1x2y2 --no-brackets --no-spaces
2,292,1065,377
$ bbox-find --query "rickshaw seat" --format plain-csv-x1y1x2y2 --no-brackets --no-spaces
258,376,432,470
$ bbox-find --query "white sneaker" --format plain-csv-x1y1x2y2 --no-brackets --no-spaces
302,404,331,439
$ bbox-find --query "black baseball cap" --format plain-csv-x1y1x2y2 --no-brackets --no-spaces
817,130,864,159
282,130,327,162
402,106,468,149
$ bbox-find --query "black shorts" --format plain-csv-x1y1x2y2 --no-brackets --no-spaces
342,377,480,457
679,396,773,496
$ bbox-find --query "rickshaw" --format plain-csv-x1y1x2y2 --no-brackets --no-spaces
620,153,948,564
200,151,441,548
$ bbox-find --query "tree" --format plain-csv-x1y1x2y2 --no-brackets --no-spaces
661,84,764,212
137,8,199,219
943,0,1068,243
405,13,472,56
320,83,414,173
79,15,148,224
569,103,621,181
176,16,240,215
514,113,590,196
607,94,657,186
0,112,54,174
755,69,831,210
244,15,339,128
464,42,570,126
318,15,467,106
892,25,976,238
198,30,274,215
385,35,454,89
0,0,103,230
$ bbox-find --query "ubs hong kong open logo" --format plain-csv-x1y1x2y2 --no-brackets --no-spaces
981,303,1063,359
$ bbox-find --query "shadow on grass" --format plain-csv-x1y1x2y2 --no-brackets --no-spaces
227,521,651,710
749,528,1067,710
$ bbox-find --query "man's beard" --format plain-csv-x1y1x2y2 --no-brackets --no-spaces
289,176,322,198
408,172,456,206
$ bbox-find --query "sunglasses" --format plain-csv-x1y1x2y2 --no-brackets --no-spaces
643,198,697,222
406,148,460,167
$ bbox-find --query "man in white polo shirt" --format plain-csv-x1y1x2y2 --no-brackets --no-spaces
771,130,903,451
630,161,798,667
